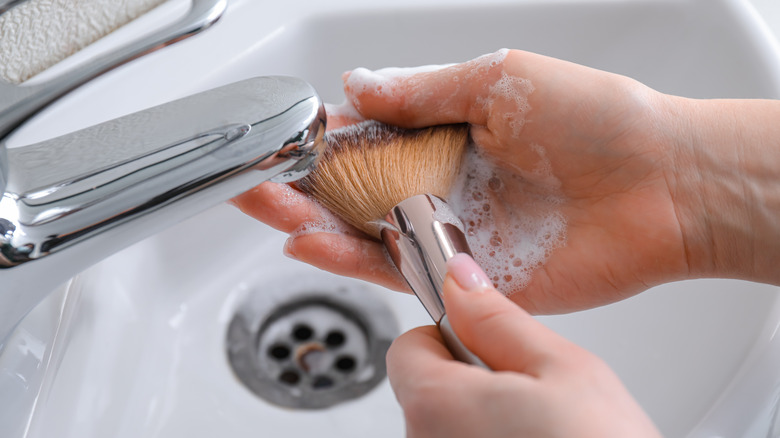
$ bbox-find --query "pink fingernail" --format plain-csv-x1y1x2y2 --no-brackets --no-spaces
446,253,492,292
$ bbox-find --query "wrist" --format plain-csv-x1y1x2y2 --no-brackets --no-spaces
662,96,780,284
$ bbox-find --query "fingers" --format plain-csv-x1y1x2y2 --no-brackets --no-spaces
285,232,408,292
443,253,579,373
231,181,408,291
386,325,456,386
387,324,537,438
386,325,492,408
389,261,662,438
230,182,325,234
343,50,512,128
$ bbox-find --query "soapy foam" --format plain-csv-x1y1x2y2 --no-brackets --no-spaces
481,74,535,137
345,64,452,112
346,64,454,97
463,49,509,81
525,143,562,190
449,144,567,295
274,182,308,208
324,119,390,142
289,192,356,239
344,50,510,118
285,188,404,286
430,195,465,232
324,101,364,124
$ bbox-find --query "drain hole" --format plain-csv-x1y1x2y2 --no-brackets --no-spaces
334,356,357,373
279,369,301,386
325,330,346,348
227,281,399,410
268,344,291,360
292,324,314,341
312,375,334,390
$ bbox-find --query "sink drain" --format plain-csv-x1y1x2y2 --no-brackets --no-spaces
226,275,399,409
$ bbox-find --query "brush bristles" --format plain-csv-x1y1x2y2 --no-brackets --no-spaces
298,121,469,239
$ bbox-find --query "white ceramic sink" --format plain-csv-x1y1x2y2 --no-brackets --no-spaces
6,0,780,437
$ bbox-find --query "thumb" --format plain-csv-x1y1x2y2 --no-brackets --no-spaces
443,253,573,372
342,50,510,128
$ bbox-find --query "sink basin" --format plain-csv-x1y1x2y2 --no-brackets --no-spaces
6,0,780,437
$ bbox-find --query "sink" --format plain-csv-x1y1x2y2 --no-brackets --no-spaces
5,0,780,437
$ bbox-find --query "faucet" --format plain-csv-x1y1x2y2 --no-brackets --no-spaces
0,75,326,345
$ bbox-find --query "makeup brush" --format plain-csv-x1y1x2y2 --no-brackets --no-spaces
298,120,486,367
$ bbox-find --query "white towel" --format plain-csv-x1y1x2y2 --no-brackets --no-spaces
0,0,166,84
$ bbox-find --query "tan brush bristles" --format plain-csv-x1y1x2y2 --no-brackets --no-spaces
298,121,469,239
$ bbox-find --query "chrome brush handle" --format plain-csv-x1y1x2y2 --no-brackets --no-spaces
380,194,487,368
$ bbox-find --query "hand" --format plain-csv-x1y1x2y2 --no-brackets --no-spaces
234,49,780,313
386,253,662,438
235,49,690,312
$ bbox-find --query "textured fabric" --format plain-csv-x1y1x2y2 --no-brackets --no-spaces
0,0,166,83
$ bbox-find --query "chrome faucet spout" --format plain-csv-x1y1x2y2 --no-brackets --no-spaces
0,76,326,344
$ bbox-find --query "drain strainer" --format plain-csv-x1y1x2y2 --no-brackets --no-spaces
226,276,399,409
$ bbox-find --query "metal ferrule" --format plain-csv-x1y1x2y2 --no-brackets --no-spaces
380,194,486,367
380,194,469,323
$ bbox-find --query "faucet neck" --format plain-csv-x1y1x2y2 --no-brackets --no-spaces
0,76,326,343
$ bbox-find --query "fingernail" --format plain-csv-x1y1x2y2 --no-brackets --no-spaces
446,253,492,292
283,238,298,260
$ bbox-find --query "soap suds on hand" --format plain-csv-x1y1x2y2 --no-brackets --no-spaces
449,144,567,295
345,63,454,102
289,206,355,240
320,49,564,296
324,100,364,126
479,74,535,137
344,49,520,124
274,182,309,208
